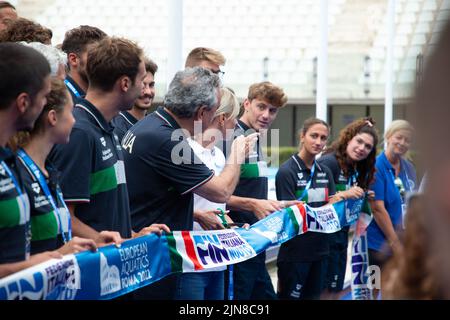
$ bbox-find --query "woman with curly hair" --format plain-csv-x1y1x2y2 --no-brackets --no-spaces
317,117,379,297
0,17,52,44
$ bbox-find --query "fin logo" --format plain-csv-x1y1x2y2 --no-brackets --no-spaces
99,253,121,296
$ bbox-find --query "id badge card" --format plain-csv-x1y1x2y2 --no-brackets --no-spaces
401,203,407,229
401,191,413,229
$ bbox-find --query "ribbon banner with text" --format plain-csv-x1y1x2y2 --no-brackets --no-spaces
0,198,371,300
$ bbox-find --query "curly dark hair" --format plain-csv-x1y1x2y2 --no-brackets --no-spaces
324,117,379,189
0,17,52,43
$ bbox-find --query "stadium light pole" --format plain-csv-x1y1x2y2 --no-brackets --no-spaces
167,0,183,89
316,0,328,122
384,0,396,134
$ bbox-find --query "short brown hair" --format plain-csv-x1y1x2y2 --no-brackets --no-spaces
144,57,158,76
61,25,107,55
247,81,288,108
9,78,68,150
0,1,15,10
86,37,143,92
185,47,226,68
0,18,52,43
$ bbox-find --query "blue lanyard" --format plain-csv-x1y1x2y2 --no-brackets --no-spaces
17,149,72,243
64,79,81,98
1,159,30,257
348,171,358,188
216,208,234,300
228,265,234,300
389,166,411,202
294,156,316,201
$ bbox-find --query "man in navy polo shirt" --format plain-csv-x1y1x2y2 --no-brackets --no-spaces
49,37,168,251
123,66,253,299
112,57,158,143
61,25,107,104
0,42,60,278
225,81,291,300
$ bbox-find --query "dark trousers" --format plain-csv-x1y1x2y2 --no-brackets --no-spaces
324,229,348,292
132,273,180,300
277,259,327,300
225,253,276,300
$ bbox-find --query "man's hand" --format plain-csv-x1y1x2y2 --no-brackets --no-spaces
195,210,226,230
57,236,97,255
134,224,171,238
94,231,124,247
250,199,284,220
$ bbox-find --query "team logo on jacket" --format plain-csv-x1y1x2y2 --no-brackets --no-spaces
297,172,303,179
100,137,106,147
31,182,40,194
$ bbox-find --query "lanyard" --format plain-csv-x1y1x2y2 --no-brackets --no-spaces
64,79,81,98
389,168,411,203
17,149,72,243
216,208,233,300
293,156,316,201
348,171,358,188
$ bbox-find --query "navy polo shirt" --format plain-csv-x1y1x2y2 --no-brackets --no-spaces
112,111,138,144
227,120,269,225
64,75,85,105
16,157,69,254
276,154,336,262
48,98,131,238
123,106,214,231
367,152,417,251
0,147,30,263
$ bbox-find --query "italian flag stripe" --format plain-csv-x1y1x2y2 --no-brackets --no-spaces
297,204,308,233
166,232,183,273
289,204,308,234
181,231,203,271
286,206,299,234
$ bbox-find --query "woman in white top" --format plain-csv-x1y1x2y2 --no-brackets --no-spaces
176,87,241,300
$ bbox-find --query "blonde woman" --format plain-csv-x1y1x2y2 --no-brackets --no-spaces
176,87,241,300
368,120,416,274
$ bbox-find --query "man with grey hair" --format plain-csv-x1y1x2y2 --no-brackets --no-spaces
20,42,67,79
123,66,254,299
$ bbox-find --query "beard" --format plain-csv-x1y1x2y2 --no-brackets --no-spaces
134,95,153,110
79,69,89,86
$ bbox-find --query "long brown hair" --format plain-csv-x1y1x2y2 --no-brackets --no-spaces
324,117,378,189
